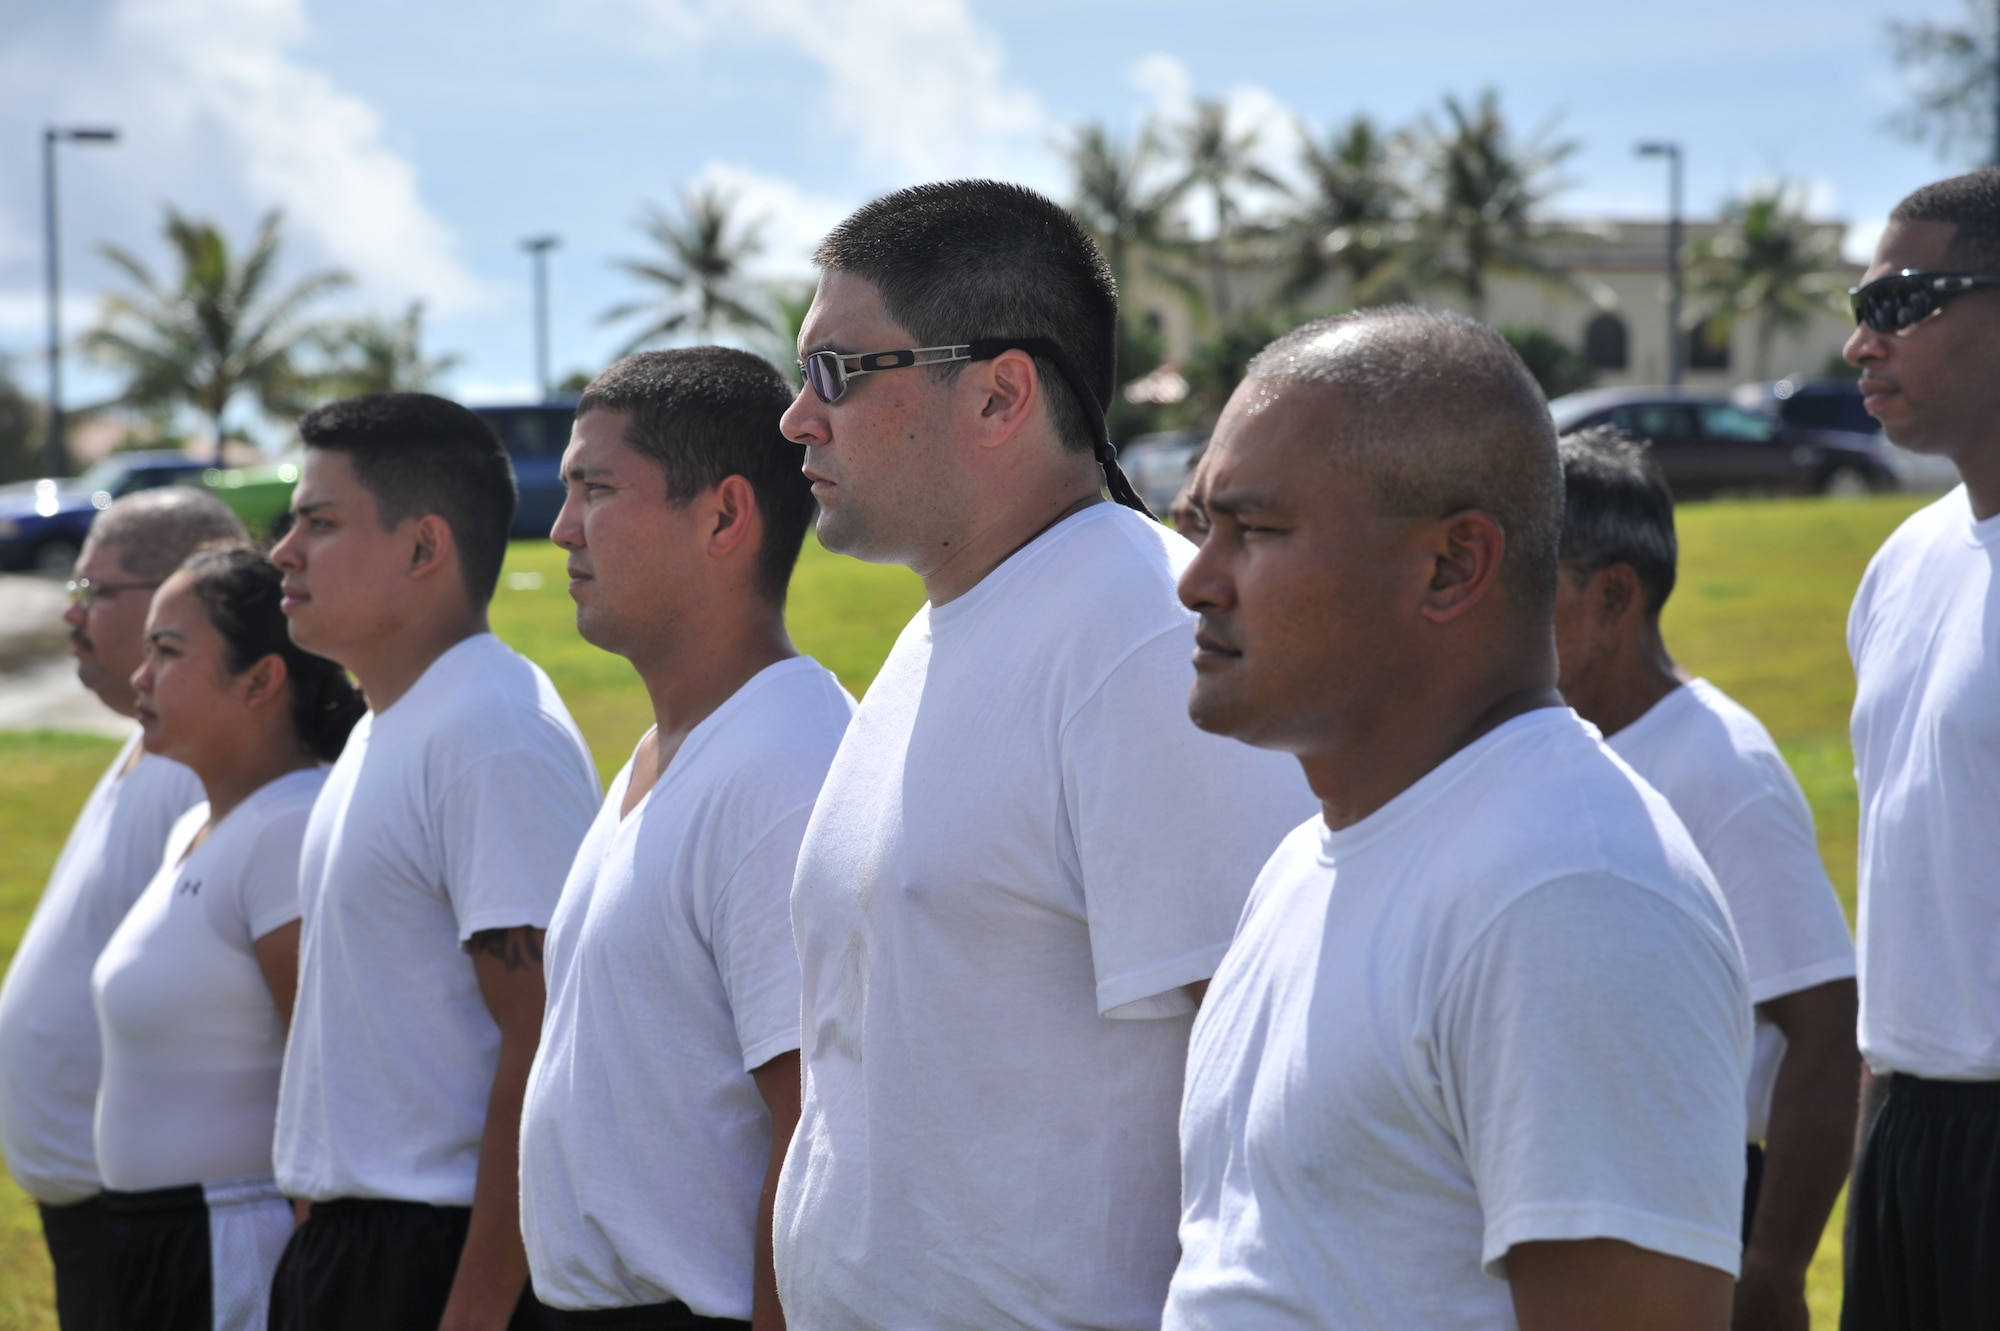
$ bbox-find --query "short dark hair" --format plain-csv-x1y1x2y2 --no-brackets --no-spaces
183,544,366,762
1891,167,2000,272
296,393,516,605
814,180,1117,456
1245,307,1564,609
1556,427,1679,618
577,347,813,605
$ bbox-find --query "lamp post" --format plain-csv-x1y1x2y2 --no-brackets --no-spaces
42,125,119,478
522,235,559,402
1636,141,1684,389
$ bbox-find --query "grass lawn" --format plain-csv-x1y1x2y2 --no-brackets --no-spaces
0,496,1930,1326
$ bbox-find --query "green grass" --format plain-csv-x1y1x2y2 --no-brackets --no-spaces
0,498,1930,1326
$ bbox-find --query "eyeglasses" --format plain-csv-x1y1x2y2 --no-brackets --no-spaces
797,333,1159,518
1849,270,2000,333
65,577,161,608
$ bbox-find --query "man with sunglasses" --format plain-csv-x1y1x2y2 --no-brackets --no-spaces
1842,167,2000,1329
772,180,1314,1331
0,488,244,1330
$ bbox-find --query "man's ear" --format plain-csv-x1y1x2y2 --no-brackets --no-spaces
969,349,1039,446
1417,509,1505,625
407,514,456,582
706,474,762,562
1594,562,1645,627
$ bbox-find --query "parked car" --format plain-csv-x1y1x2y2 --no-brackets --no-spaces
472,402,575,539
1120,429,1208,514
0,451,212,573
1547,388,1897,499
1733,376,1960,493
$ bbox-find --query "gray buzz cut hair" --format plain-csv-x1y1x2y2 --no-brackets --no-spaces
85,486,250,581
1555,426,1678,617
1244,306,1564,607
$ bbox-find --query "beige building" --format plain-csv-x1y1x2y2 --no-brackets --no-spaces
1125,218,1863,395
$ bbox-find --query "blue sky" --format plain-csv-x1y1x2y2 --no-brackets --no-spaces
0,0,1977,426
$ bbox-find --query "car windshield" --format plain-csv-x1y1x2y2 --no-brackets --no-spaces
70,457,135,493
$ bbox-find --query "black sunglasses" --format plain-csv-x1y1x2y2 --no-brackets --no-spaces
797,335,1157,518
1849,270,2000,333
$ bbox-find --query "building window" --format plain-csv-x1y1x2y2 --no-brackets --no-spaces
1687,318,1731,371
1582,313,1628,370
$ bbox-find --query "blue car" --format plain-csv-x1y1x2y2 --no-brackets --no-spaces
0,451,212,573
471,402,576,540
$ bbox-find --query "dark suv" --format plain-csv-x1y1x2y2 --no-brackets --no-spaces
471,402,576,539
1548,388,1896,499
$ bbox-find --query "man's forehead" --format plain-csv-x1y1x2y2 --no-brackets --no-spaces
798,270,906,351
1867,219,1959,280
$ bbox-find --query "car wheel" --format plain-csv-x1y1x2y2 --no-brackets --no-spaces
31,539,80,576
1820,466,1871,498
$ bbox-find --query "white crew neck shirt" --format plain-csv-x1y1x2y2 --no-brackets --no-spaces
522,657,854,1315
93,768,322,1192
774,504,1319,1331
0,734,202,1204
275,633,600,1205
1165,709,1751,1331
1608,679,1855,1141
1850,486,2000,1080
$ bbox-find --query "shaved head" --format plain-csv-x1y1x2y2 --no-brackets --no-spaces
1242,307,1563,608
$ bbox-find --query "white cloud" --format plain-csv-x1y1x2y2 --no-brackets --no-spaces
1130,52,1194,121
620,0,1050,187
0,0,480,341
688,162,853,278
1844,217,1888,266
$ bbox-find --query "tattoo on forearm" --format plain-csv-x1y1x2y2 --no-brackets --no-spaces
471,926,544,973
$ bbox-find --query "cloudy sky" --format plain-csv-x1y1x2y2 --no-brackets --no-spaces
0,0,1975,419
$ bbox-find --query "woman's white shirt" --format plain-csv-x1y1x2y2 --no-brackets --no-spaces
91,767,323,1192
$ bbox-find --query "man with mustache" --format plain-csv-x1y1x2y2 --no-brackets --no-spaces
0,487,244,1330
1842,167,2000,1330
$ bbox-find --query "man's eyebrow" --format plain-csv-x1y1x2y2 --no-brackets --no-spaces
292,498,336,517
1203,486,1283,517
563,461,615,481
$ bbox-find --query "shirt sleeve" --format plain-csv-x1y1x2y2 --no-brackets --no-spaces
437,737,601,941
1701,791,1855,1004
1060,626,1319,1019
235,803,312,941
1435,873,1752,1279
708,805,811,1073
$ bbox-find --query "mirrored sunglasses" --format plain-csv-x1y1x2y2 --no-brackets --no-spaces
1849,270,2000,333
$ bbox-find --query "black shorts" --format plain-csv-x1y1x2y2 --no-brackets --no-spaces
97,1175,293,1331
546,1303,749,1330
267,1198,552,1331
1843,1074,2000,1331
38,1194,116,1331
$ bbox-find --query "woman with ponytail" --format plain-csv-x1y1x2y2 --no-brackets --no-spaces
89,544,362,1330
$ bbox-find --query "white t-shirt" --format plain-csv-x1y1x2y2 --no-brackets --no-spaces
92,768,322,1192
274,633,600,1204
1608,679,1855,1140
1850,486,2000,1080
774,504,1319,1331
1165,709,1752,1331
522,658,854,1315
0,734,202,1204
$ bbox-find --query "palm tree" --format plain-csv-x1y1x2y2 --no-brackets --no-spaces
311,302,461,399
85,208,350,460
1405,90,1578,322
1282,115,1409,305
602,186,775,354
1887,0,2000,164
1174,99,1288,322
1685,185,1849,381
1065,120,1188,298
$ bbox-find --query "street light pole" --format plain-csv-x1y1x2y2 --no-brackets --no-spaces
522,235,559,402
41,126,119,479
1637,141,1684,389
